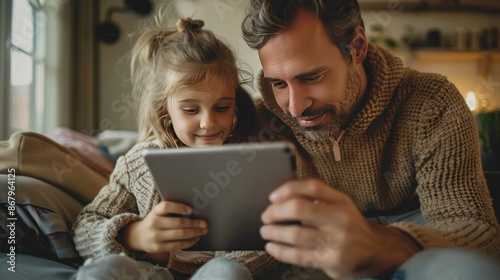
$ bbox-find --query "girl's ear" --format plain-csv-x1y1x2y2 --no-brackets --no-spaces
351,26,368,65
231,108,238,133
162,112,171,129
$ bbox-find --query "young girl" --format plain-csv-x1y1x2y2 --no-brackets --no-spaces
71,18,277,279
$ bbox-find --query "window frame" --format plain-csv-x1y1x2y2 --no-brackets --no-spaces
1,0,46,139
0,1,12,140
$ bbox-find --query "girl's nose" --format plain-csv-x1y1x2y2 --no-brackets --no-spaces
200,111,216,130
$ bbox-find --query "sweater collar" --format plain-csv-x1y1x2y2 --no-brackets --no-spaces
257,43,406,137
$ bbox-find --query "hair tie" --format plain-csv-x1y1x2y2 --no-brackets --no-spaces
176,18,204,33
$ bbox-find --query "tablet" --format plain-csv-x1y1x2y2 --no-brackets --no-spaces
142,142,296,251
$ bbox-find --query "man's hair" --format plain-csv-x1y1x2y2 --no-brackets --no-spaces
242,0,364,63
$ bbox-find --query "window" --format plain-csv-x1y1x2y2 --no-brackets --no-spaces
1,0,45,139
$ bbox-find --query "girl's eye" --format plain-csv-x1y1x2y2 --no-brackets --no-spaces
214,106,230,112
182,108,199,114
271,81,287,89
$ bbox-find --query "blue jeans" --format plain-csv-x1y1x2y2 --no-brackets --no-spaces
70,254,252,280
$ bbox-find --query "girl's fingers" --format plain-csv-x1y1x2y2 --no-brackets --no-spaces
155,228,208,242
149,237,202,253
157,217,208,230
153,201,193,216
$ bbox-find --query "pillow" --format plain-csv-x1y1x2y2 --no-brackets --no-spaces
45,127,115,174
95,130,138,158
0,131,109,204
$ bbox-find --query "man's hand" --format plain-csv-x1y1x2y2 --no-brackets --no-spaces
260,179,421,279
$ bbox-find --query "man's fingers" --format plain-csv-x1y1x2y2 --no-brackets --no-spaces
261,197,347,227
260,225,323,249
270,179,349,204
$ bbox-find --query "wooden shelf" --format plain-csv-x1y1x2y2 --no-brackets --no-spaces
411,49,500,61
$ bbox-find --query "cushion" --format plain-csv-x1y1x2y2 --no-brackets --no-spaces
0,175,84,267
0,131,109,204
0,254,77,279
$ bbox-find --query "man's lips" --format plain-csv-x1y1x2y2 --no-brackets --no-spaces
197,132,221,140
297,113,326,127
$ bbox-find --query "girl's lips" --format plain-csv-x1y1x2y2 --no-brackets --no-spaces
197,132,221,141
297,113,326,127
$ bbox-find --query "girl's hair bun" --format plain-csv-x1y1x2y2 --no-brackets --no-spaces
176,18,204,33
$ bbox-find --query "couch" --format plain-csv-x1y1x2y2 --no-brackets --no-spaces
0,128,137,279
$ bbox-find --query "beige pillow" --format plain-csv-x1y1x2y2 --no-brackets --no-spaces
0,132,109,204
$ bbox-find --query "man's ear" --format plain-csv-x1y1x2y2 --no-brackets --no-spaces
351,26,368,64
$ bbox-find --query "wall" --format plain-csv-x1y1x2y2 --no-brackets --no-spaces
97,0,259,132
44,0,74,132
98,0,500,131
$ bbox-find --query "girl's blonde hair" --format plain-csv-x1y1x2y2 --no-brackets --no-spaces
131,18,241,148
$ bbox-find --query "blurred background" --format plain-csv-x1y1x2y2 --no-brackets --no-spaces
1,0,499,152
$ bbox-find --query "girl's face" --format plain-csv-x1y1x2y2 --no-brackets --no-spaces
167,79,236,147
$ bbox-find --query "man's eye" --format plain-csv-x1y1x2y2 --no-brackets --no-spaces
214,106,230,112
304,75,322,82
271,81,287,89
182,108,199,114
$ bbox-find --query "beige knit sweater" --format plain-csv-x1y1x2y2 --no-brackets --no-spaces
256,43,500,255
71,142,278,277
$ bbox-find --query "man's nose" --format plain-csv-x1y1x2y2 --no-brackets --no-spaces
288,85,312,118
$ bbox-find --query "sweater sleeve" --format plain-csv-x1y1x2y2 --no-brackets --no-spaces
71,152,146,260
390,79,500,256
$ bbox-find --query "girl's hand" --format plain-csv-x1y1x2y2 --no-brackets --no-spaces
118,201,208,254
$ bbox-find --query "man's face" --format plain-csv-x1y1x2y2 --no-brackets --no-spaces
258,10,365,141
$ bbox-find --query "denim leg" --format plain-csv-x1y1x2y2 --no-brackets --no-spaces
71,254,174,280
392,248,500,280
364,210,500,280
190,257,253,280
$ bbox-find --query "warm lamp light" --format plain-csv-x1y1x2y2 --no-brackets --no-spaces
466,91,477,111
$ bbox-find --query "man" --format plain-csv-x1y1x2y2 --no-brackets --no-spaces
242,0,500,279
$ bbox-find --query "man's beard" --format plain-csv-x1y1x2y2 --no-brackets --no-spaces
287,65,362,142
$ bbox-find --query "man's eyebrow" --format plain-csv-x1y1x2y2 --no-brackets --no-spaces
294,66,329,79
263,66,330,83
264,77,280,83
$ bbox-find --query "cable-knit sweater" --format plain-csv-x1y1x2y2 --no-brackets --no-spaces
71,142,278,277
256,44,500,255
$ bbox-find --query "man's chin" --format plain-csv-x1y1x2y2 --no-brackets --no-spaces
298,120,345,142
301,127,334,142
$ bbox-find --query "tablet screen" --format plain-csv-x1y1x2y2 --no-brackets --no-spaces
143,142,296,251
